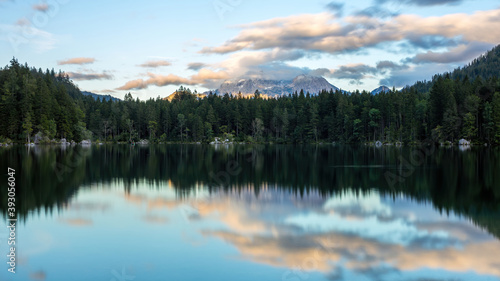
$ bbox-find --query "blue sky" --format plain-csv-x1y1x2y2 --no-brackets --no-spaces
1,0,499,100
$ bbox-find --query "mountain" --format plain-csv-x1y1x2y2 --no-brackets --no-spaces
371,86,391,95
82,91,121,102
212,74,339,97
163,90,206,101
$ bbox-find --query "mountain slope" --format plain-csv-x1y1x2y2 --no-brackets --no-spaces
371,86,391,95
409,44,500,94
82,91,121,102
214,74,339,97
450,44,500,81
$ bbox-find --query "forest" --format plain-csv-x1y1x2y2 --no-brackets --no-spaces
1,45,500,145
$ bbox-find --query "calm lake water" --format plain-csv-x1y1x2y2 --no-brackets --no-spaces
1,144,500,281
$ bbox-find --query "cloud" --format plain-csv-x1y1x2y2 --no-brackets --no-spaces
116,73,197,90
58,57,95,65
187,62,207,71
67,71,113,81
67,202,110,212
138,60,171,68
94,89,117,94
118,49,308,90
196,190,500,280
354,6,399,18
329,63,378,80
377,0,463,6
410,42,494,64
380,64,452,87
376,60,408,70
200,9,500,55
404,35,460,50
59,218,92,226
143,215,169,224
118,186,500,280
32,3,49,12
214,49,309,81
326,2,344,17
191,68,230,81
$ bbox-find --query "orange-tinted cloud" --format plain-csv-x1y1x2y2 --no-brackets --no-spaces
138,60,171,68
116,69,229,90
58,57,95,65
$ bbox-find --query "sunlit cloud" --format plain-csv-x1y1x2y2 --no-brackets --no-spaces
116,73,196,90
200,9,500,55
116,68,229,91
198,191,500,279
138,60,171,68
118,186,500,279
58,57,95,65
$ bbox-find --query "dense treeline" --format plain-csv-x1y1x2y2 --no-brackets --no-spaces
1,45,500,145
0,58,87,143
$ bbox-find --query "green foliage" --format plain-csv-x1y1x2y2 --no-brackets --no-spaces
463,112,477,140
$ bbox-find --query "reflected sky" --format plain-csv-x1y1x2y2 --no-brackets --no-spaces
2,180,499,281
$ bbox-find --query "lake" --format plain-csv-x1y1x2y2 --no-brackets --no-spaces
1,144,500,281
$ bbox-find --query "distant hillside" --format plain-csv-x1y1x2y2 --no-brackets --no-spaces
210,74,339,97
371,86,391,95
82,91,121,102
450,44,500,81
409,44,500,94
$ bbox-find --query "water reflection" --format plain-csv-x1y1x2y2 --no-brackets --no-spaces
0,145,499,281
